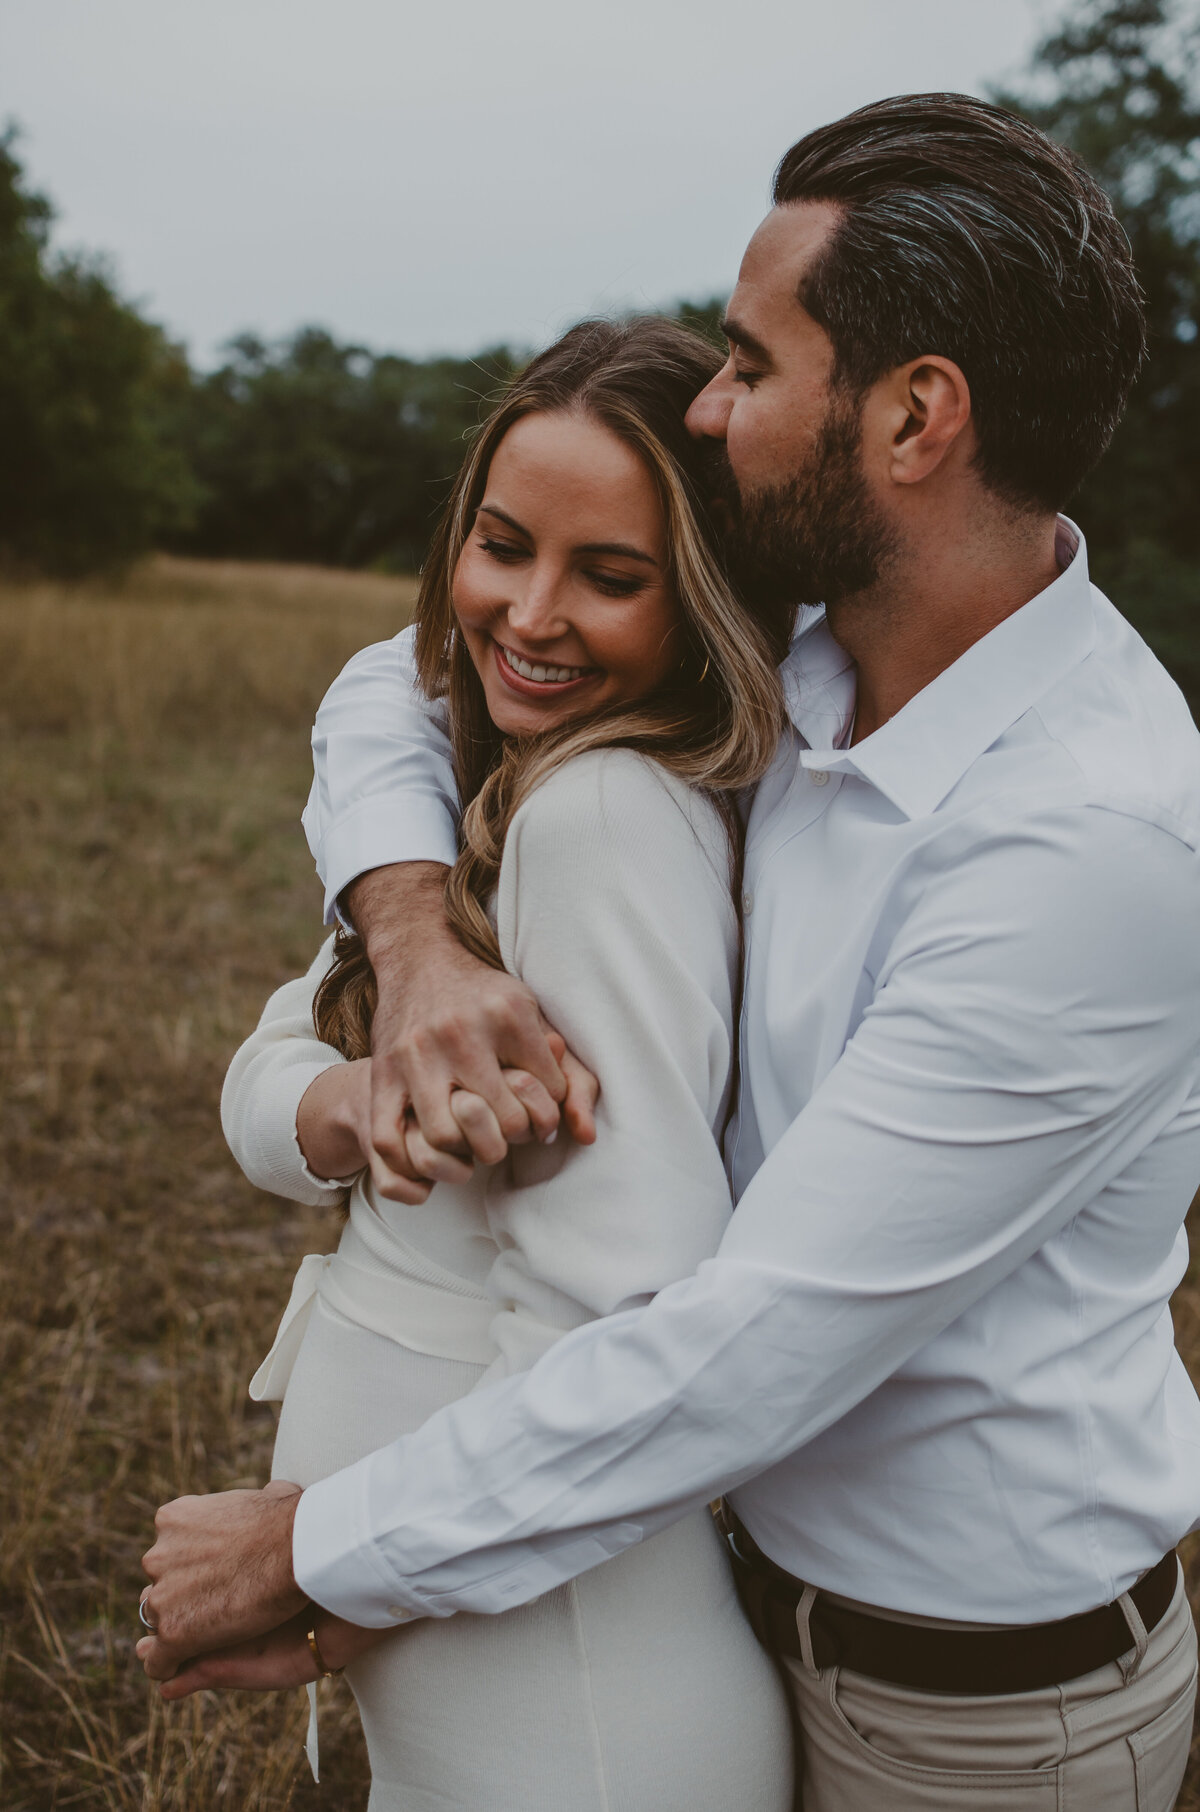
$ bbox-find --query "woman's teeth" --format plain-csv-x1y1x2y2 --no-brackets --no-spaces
502,646,586,684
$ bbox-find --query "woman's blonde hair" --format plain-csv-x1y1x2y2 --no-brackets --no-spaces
315,317,793,1060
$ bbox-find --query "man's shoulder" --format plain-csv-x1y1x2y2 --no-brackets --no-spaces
977,589,1200,853
1034,586,1200,848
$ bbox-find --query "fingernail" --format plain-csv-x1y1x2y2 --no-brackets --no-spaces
542,1129,558,1145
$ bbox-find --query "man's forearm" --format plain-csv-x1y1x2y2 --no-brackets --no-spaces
346,860,454,978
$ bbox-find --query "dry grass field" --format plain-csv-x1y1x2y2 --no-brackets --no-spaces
1,554,1199,1808
0,556,416,1808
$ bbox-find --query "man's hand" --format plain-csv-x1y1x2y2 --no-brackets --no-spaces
348,863,599,1193
138,1480,306,1681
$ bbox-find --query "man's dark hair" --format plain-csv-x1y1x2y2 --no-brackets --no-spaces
773,93,1147,512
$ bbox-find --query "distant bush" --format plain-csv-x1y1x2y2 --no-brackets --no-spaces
0,131,198,575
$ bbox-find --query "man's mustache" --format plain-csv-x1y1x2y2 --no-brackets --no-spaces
694,443,743,540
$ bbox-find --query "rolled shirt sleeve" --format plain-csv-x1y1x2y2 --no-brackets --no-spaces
303,626,460,922
293,801,1200,1625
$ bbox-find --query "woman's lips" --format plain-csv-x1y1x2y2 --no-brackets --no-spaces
492,640,599,699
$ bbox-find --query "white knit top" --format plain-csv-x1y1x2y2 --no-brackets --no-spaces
222,748,739,1384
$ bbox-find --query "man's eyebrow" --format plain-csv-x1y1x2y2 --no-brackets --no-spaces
478,504,657,567
720,315,773,366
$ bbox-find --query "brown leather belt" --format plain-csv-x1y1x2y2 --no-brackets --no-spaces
718,1506,1179,1696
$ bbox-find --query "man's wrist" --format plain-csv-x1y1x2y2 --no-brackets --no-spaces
347,862,453,969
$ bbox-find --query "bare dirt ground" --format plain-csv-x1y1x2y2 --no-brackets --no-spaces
1,554,1198,1807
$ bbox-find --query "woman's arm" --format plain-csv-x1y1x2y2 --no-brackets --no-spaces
221,937,360,1206
480,748,740,1377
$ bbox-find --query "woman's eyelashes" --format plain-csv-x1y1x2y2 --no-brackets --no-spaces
479,536,527,564
477,537,645,599
586,570,645,598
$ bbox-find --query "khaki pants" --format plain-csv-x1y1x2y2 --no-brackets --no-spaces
779,1565,1198,1811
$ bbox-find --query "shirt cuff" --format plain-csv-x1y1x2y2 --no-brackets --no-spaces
315,795,460,925
293,1459,424,1627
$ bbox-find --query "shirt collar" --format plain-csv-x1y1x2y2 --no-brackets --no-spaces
784,518,1096,821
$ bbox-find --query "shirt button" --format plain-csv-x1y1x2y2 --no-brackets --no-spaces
810,768,830,786
387,1605,412,1621
742,890,754,915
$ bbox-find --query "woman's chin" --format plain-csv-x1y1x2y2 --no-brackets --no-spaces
483,675,606,736
487,696,584,736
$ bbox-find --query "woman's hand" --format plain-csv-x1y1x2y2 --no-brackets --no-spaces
298,1034,594,1206
146,1608,390,1699
296,1060,378,1186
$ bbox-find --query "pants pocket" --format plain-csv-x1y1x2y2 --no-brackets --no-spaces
1128,1672,1197,1812
825,1669,1061,1802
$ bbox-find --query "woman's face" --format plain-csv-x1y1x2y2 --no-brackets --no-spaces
452,409,682,737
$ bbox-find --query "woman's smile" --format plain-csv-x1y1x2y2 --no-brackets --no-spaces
492,638,600,699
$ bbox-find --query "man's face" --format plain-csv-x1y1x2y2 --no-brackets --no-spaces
687,201,898,609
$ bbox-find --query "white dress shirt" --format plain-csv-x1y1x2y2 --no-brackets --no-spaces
294,523,1200,1627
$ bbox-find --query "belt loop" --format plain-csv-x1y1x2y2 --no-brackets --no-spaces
796,1583,821,1677
1116,1591,1150,1683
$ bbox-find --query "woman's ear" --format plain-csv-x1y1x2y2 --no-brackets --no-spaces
873,356,973,486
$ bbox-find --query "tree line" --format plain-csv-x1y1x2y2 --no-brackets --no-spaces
3,0,1197,708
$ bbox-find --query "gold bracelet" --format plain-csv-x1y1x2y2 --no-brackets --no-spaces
306,1622,344,1678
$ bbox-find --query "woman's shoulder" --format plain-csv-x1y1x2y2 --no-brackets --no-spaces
507,746,729,870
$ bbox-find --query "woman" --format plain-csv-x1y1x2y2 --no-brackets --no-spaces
201,318,796,1809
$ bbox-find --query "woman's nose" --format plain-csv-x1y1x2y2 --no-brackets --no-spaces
503,570,567,644
685,369,735,441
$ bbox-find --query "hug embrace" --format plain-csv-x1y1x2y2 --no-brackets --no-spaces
137,93,1200,1810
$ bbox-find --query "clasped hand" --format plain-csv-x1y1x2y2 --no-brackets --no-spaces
136,1480,387,1696
340,864,600,1205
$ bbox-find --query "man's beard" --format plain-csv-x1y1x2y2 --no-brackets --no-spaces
706,389,899,616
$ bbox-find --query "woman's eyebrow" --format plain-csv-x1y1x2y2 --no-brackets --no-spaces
479,504,657,567
577,541,658,566
477,503,532,538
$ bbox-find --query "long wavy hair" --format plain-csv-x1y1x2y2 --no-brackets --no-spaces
315,317,793,1060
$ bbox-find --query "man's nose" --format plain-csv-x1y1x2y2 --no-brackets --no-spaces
685,370,735,441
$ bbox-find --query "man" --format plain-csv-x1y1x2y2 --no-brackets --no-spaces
140,94,1200,1807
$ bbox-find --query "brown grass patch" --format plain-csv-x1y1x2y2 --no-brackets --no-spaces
0,556,416,1807
1,553,1197,1806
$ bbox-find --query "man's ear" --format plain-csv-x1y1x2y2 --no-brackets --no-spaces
875,357,972,485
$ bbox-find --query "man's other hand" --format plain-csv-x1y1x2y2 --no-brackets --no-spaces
138,1481,306,1680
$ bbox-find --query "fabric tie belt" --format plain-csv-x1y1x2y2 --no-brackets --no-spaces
250,1239,498,1403
718,1504,1179,1697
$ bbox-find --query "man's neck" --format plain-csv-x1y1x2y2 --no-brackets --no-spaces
829,513,1062,745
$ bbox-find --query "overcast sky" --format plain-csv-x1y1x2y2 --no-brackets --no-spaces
3,0,1053,365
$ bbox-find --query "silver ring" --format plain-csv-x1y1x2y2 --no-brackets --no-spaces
138,1595,158,1633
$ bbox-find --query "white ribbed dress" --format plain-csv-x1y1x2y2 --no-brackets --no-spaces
221,748,795,1812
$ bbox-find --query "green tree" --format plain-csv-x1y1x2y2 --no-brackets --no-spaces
0,130,197,575
993,0,1200,706
170,328,519,571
